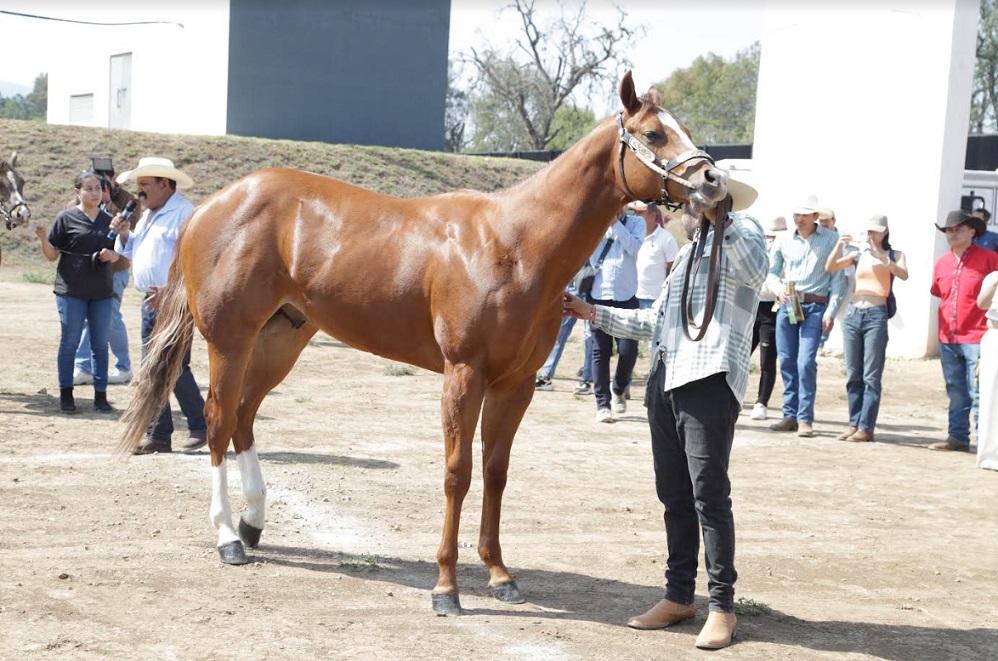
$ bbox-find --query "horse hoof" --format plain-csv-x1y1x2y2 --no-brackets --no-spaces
218,540,248,565
431,593,462,616
490,580,526,604
238,518,263,549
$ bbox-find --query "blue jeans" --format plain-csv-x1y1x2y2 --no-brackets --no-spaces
75,269,131,374
776,302,826,423
141,297,206,443
939,342,981,446
842,304,889,432
581,322,593,382
56,295,112,391
647,367,739,612
539,315,576,380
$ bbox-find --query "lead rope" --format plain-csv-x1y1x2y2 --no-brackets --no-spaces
680,195,731,342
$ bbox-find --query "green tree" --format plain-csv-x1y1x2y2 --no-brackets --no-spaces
0,72,47,121
654,42,760,145
972,0,998,133
28,73,47,119
463,0,638,151
546,104,597,151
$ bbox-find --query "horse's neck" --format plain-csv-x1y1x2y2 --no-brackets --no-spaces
504,120,628,284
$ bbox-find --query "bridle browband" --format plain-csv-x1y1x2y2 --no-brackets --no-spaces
615,111,714,211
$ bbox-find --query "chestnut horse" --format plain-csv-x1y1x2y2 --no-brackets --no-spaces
0,151,31,265
118,72,731,615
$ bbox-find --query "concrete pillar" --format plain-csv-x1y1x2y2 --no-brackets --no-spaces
751,1,981,357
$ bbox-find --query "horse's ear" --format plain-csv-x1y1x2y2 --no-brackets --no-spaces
646,85,661,108
619,71,641,115
9,151,16,167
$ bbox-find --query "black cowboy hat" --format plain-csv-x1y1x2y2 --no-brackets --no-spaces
936,209,986,238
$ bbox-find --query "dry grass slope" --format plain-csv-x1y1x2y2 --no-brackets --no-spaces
0,118,543,265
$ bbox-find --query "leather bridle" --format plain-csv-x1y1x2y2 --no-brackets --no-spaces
615,111,714,212
1,168,29,230
615,109,731,342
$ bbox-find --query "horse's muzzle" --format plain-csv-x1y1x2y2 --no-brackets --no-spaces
687,166,729,213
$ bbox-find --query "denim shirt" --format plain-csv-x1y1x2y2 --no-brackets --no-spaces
588,213,646,301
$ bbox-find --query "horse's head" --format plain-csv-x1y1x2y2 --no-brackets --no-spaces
615,71,727,213
1,151,31,230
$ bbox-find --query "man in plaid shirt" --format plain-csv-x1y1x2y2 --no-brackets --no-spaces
564,177,766,650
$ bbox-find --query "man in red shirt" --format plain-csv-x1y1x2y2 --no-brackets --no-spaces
929,210,998,451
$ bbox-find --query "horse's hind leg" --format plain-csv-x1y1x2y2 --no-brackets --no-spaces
478,376,535,605
232,316,318,550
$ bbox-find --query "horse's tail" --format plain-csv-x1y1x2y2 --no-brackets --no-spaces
116,255,195,455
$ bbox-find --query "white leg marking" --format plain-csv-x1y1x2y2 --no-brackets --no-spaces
237,447,266,530
210,458,240,547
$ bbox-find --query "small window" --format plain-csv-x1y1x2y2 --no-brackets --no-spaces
69,94,94,125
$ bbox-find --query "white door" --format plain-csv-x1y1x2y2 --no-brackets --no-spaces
69,94,94,125
109,52,132,129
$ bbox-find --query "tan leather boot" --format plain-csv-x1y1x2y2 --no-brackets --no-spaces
626,599,696,630
695,611,737,649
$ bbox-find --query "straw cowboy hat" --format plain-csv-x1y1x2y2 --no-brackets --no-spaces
764,215,787,234
726,173,758,212
116,157,194,189
793,194,820,215
866,214,889,233
817,207,835,221
936,209,986,238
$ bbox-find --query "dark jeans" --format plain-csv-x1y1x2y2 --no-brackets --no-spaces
141,297,206,443
647,366,738,612
751,301,777,407
842,304,889,432
56,295,112,391
590,296,639,409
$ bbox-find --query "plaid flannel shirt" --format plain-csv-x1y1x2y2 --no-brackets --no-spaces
592,213,769,401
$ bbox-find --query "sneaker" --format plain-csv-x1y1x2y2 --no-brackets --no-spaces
573,380,593,396
72,370,93,385
611,392,627,414
535,376,554,391
596,408,614,423
107,368,133,384
750,403,767,420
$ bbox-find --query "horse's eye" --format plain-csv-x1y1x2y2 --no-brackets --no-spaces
643,131,662,142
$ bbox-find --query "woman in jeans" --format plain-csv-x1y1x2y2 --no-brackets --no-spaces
35,172,126,413
825,214,908,441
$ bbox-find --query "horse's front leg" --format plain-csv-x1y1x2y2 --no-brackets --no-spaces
432,361,486,616
478,377,534,604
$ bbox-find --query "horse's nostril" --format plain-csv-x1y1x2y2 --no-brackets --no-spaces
703,167,722,185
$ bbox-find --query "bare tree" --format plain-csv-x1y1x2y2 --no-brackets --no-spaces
463,0,639,150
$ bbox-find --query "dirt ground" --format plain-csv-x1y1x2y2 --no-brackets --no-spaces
0,266,996,661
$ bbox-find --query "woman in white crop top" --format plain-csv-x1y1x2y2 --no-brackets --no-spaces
976,271,998,470
825,214,909,442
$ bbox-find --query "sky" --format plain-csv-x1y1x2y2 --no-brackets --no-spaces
0,0,765,107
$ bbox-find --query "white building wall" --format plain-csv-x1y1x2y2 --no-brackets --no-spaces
47,2,230,136
752,1,980,358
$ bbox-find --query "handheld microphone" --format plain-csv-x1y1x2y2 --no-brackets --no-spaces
107,200,137,240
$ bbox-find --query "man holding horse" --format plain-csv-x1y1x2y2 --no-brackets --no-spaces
112,157,207,455
564,176,766,650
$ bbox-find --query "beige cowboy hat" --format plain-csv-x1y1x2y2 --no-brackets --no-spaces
793,194,820,215
116,157,194,189
626,200,649,211
726,174,758,212
817,207,835,221
764,215,787,234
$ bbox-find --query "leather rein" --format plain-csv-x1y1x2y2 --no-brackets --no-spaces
614,109,727,342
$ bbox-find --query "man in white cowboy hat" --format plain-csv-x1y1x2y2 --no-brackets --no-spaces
765,194,846,438
111,157,206,455
563,174,766,650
